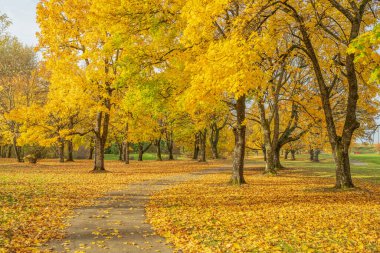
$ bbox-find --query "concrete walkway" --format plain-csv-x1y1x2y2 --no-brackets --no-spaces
45,168,226,252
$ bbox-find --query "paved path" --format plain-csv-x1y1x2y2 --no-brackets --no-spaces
45,168,227,252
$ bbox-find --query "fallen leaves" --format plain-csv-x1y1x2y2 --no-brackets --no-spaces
147,169,380,253
0,159,216,252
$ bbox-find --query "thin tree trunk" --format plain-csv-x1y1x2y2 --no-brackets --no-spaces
231,95,246,185
313,149,320,162
284,149,289,160
7,145,12,159
123,142,130,164
58,139,65,163
192,133,199,160
138,143,144,161
88,146,94,160
209,122,220,159
124,123,130,164
262,145,267,161
155,138,162,161
12,137,23,162
290,150,296,160
165,130,174,160
67,140,74,162
118,143,123,161
198,129,207,162
138,142,152,162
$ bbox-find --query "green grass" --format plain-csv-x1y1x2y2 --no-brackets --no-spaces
350,153,380,165
247,153,380,184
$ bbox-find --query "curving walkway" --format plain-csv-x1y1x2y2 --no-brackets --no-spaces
45,168,227,252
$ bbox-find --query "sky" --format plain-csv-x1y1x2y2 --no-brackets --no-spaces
0,0,39,46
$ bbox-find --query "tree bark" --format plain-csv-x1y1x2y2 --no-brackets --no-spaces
309,149,314,161
138,143,144,161
198,129,207,162
313,149,320,162
155,138,162,161
274,146,283,169
334,142,354,188
94,136,105,170
231,95,246,185
290,150,296,160
262,145,267,161
67,140,74,162
165,130,174,160
123,123,130,164
123,141,130,164
192,133,200,160
12,137,23,162
284,149,289,160
88,146,94,160
118,143,123,161
7,145,12,159
58,139,65,163
138,142,152,161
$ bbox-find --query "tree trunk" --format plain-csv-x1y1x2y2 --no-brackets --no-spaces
274,146,283,170
94,136,105,170
313,149,320,162
231,95,246,185
137,142,152,162
118,143,123,161
262,145,267,161
334,143,354,188
165,130,174,160
58,139,65,163
123,141,130,164
12,137,23,162
138,143,144,161
290,150,296,160
284,149,289,160
155,138,162,161
265,147,276,174
124,123,130,164
67,140,74,162
198,129,207,162
192,133,199,160
209,122,220,159
309,149,314,161
7,145,12,158
88,146,94,160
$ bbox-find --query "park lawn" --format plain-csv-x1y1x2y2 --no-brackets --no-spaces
147,157,380,253
0,159,219,252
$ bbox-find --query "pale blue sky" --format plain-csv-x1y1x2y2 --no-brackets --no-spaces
0,0,39,46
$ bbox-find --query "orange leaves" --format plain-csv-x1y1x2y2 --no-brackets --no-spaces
147,170,380,252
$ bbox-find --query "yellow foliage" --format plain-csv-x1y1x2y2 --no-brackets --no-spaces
148,169,380,252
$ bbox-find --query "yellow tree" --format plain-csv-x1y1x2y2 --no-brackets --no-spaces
37,0,124,170
276,0,378,188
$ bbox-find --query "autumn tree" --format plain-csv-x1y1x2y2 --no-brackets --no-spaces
0,37,43,162
276,0,378,188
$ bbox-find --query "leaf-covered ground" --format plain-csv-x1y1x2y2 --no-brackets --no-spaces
147,167,380,253
0,159,218,252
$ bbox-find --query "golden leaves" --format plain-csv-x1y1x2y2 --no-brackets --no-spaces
148,170,380,252
0,160,215,252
